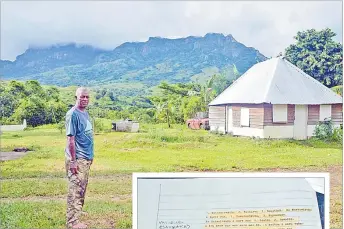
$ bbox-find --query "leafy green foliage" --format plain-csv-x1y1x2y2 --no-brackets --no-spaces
1,71,235,128
80,72,230,127
314,119,342,143
147,78,219,126
332,127,343,143
331,85,342,96
285,28,343,87
12,96,48,127
314,119,333,140
0,80,68,127
57,121,65,134
93,118,113,133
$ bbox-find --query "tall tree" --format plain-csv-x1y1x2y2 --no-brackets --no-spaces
45,100,68,123
46,86,60,102
25,80,46,97
1,80,68,126
0,92,17,119
285,28,343,88
8,80,26,97
12,96,48,127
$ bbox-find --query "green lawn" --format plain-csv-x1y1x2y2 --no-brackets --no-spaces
0,124,342,228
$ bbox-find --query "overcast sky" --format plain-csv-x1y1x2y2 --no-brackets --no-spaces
1,1,342,61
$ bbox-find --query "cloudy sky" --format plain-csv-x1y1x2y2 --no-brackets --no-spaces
1,1,342,61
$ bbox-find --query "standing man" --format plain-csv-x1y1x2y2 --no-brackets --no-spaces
65,87,94,229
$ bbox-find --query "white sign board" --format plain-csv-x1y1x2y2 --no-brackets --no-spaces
134,174,327,229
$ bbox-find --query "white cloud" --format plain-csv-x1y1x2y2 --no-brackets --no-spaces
1,1,342,60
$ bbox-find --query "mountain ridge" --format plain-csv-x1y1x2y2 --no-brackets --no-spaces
0,33,267,87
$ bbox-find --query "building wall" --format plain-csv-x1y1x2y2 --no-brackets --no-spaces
331,104,343,125
264,104,295,126
263,126,294,138
232,104,264,129
307,125,317,137
209,103,342,139
307,105,320,125
232,127,264,138
307,103,343,137
232,106,240,128
209,106,226,133
210,126,226,134
307,104,342,125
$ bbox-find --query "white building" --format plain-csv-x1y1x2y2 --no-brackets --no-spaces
208,57,342,139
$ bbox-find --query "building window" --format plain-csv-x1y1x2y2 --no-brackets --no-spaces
273,104,288,123
319,105,331,121
241,107,250,127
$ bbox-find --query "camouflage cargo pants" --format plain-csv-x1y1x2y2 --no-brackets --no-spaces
65,158,92,228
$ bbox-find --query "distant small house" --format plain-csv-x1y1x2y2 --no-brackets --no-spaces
208,57,343,139
112,119,139,133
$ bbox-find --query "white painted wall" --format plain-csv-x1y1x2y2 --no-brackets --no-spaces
213,124,343,139
240,108,250,126
0,120,27,132
227,106,233,133
307,125,317,137
333,124,341,129
232,127,264,138
319,105,332,121
228,124,342,139
264,126,294,139
210,126,226,134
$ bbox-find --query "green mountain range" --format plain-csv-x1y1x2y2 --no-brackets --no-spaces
1,33,267,89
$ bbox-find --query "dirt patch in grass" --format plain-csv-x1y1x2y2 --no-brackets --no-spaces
0,151,31,161
110,194,131,202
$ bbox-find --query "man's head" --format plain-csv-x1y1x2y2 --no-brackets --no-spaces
75,87,90,110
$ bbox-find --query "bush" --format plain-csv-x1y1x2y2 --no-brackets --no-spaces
314,119,333,140
0,117,19,125
57,121,65,134
94,118,105,133
332,127,343,142
314,119,342,142
93,118,112,133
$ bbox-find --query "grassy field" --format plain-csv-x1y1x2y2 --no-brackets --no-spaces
0,123,342,228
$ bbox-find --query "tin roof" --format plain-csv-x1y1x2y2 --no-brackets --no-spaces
209,57,342,105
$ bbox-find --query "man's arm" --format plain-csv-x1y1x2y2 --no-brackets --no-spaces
67,136,78,174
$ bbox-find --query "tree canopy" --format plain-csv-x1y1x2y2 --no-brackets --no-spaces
0,80,68,127
285,28,343,88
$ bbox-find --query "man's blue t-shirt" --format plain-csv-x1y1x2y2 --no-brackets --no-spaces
65,107,94,160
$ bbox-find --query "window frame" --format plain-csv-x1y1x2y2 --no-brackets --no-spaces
240,107,250,127
272,104,288,123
